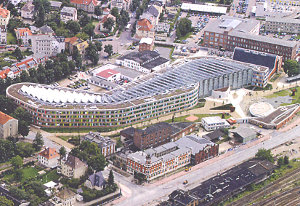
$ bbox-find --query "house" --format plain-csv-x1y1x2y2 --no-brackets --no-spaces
98,14,116,32
21,2,35,20
0,26,6,44
83,132,116,157
111,0,131,11
116,50,168,73
50,188,77,206
70,0,97,13
84,171,106,190
232,126,257,143
38,147,60,168
58,155,88,178
38,25,54,35
139,37,154,52
31,34,65,57
60,7,77,22
49,1,62,10
203,128,226,142
0,111,18,139
0,68,12,79
140,5,160,25
14,28,32,45
201,116,230,131
136,18,155,39
0,7,10,28
65,36,88,55
16,57,38,71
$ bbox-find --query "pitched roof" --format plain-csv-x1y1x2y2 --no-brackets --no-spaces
0,68,11,79
0,111,15,125
65,155,87,169
39,148,60,160
137,19,153,31
100,14,116,23
145,5,159,17
39,25,54,34
65,36,79,44
56,188,76,200
15,28,33,37
21,2,35,12
0,8,10,18
88,171,106,187
203,129,226,141
70,0,97,6
96,69,120,79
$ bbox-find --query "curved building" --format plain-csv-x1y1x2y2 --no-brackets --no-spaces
6,57,256,128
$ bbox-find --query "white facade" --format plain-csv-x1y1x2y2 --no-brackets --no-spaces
0,29,7,44
31,35,65,57
38,154,59,168
265,17,300,34
21,2,35,19
60,7,78,23
116,59,151,73
201,116,230,131
155,22,170,33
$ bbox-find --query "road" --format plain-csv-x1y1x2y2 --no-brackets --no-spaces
112,124,300,206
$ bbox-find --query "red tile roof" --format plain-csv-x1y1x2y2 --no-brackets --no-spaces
96,69,120,79
70,0,97,6
15,28,32,37
0,111,14,125
16,57,36,68
0,8,10,18
39,148,60,160
0,68,10,79
100,14,115,23
65,36,79,44
137,19,153,31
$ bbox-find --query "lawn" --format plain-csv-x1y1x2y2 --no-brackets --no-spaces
177,32,192,41
7,32,17,44
265,89,291,99
40,170,60,184
165,113,230,123
3,167,39,182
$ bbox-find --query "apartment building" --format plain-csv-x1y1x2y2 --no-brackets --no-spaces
14,28,32,45
111,0,131,11
60,6,77,22
139,37,154,52
38,147,60,168
136,18,155,39
0,7,10,28
58,155,88,178
265,17,300,34
70,0,97,13
83,132,116,157
21,2,35,19
31,34,65,57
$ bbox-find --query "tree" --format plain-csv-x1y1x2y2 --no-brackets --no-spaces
255,149,274,163
35,5,45,27
19,120,30,137
107,170,114,186
83,23,95,37
85,42,99,65
33,132,44,151
111,7,120,20
7,19,25,33
11,155,23,169
59,146,66,159
103,17,115,32
0,95,16,114
95,41,102,52
277,156,284,167
95,6,102,16
72,47,82,68
0,195,14,206
104,44,113,57
88,155,106,172
284,155,289,165
14,169,23,181
12,107,32,137
176,18,192,38
13,47,23,61
79,13,90,27
20,70,31,82
283,60,300,77
173,0,181,5
66,20,81,35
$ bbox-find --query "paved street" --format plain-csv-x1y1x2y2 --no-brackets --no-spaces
111,124,300,206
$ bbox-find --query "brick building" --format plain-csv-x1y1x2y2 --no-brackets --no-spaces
139,37,154,52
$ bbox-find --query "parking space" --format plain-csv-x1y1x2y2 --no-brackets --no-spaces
155,46,172,60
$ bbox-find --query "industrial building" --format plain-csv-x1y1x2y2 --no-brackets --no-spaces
7,57,259,128
265,17,300,34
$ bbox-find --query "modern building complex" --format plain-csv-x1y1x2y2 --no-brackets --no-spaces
38,147,60,168
203,15,297,60
265,17,300,34
233,47,282,87
83,132,116,157
249,104,300,129
7,58,259,129
0,111,18,139
201,116,230,131
116,51,169,73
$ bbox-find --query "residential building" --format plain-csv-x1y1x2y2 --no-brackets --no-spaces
175,135,218,165
120,122,196,150
70,0,97,13
0,7,10,28
201,116,230,131
139,37,154,52
31,34,65,57
0,111,18,139
203,15,297,60
60,7,77,22
38,147,60,168
83,132,116,157
51,188,77,206
127,142,192,180
98,14,116,32
111,0,131,11
84,171,106,190
0,26,6,44
49,1,62,10
95,69,121,82
38,25,54,35
203,128,226,142
65,36,88,55
58,155,88,178
265,17,300,34
232,126,257,143
9,0,22,6
21,2,35,20
116,50,169,73
155,22,170,33
249,104,300,129
155,32,167,41
136,18,155,39
14,28,32,45
140,5,160,25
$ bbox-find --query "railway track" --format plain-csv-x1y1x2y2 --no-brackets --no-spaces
228,167,300,206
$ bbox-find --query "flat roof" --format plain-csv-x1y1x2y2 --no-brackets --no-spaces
266,16,300,24
181,3,227,14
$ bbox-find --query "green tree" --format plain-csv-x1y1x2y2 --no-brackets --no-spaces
108,170,114,186
95,41,102,52
14,169,23,181
79,13,90,27
284,155,289,165
111,7,120,20
116,137,123,148
12,107,32,137
7,19,25,33
9,187,28,200
83,23,95,37
283,59,300,77
85,42,99,65
103,17,115,32
35,5,45,27
255,149,274,163
18,120,29,137
88,155,106,171
66,20,81,35
13,47,23,61
176,18,192,38
0,195,14,206
277,156,284,167
95,6,102,16
72,47,83,68
59,146,66,159
0,95,16,114
20,70,31,82
33,132,44,151
104,44,113,57
11,155,23,169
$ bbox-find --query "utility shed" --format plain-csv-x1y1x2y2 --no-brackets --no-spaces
232,126,257,143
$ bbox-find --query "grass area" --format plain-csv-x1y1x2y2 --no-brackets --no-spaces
7,32,17,44
210,104,233,110
223,158,300,205
169,47,175,60
40,170,60,184
165,113,230,123
4,167,39,182
177,32,192,41
270,73,281,82
265,89,291,99
58,135,72,141
92,20,99,26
